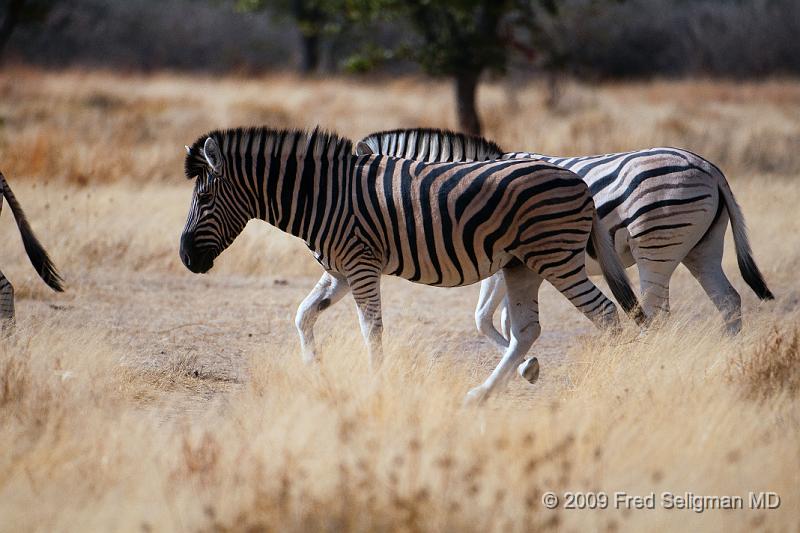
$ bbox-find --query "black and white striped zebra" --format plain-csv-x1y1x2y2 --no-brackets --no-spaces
179,127,644,403
357,128,773,336
0,172,64,332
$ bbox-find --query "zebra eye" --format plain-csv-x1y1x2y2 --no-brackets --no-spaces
198,189,213,202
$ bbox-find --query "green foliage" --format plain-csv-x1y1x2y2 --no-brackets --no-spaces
342,43,395,73
233,0,587,77
341,0,511,76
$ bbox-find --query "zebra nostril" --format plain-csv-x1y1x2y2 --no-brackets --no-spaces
182,250,191,267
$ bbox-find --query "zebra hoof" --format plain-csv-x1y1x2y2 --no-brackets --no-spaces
517,357,540,384
463,385,490,406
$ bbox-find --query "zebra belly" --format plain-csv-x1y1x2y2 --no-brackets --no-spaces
386,250,514,287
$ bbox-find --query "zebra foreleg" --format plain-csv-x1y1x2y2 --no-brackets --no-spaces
347,270,384,371
295,271,350,363
0,270,14,335
465,264,542,405
475,273,509,351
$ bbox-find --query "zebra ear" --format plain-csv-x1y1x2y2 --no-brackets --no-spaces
184,145,191,155
203,137,223,174
355,141,374,156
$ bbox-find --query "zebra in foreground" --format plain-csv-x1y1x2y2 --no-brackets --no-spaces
179,126,645,403
0,172,64,332
357,128,774,337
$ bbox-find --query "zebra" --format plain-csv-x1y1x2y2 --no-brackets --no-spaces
0,172,64,332
357,128,773,337
179,127,645,403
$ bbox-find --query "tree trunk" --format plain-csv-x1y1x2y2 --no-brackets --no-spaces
292,0,322,74
455,70,482,136
0,0,26,64
299,32,319,74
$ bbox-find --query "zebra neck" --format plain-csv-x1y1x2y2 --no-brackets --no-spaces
257,150,354,245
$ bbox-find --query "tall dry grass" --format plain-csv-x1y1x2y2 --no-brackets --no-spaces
0,69,798,531
0,312,797,531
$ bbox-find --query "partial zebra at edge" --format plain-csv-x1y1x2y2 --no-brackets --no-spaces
0,171,64,331
0,172,64,293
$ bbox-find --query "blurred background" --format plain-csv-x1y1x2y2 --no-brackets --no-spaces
3,0,800,134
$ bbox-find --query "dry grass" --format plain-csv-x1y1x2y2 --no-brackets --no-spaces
0,68,798,531
729,324,800,400
2,69,800,185
1,315,798,531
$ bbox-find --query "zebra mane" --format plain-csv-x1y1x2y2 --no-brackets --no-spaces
184,126,353,179
359,128,504,161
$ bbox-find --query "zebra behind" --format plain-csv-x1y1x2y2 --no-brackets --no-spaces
179,127,643,403
0,172,64,332
358,128,773,336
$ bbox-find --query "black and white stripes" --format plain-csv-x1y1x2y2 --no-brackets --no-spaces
356,128,502,164
359,128,773,335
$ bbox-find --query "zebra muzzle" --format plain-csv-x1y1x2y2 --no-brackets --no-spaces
180,234,214,273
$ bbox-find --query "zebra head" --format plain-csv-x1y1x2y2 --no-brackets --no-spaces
180,134,250,274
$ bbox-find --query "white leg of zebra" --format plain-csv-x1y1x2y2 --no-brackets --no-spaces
476,278,539,384
465,264,543,405
475,279,510,344
0,271,14,334
475,273,509,350
500,298,510,340
295,271,350,363
682,211,742,334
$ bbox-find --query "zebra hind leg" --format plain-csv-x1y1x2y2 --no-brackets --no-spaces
633,257,680,321
0,270,14,336
682,211,742,334
474,273,509,351
295,271,350,363
464,263,542,405
500,300,510,341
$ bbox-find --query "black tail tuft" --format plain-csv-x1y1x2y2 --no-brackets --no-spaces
20,230,65,292
591,213,647,326
738,254,774,300
607,274,648,326
716,184,774,301
1,173,65,292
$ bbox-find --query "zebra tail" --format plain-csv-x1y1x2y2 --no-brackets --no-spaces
0,172,64,292
590,212,647,326
715,172,774,300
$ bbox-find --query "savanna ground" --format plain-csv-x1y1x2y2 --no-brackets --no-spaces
0,68,799,531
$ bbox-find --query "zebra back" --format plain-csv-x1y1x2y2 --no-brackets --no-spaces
357,128,503,163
